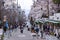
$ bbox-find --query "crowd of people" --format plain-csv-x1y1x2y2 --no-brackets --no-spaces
0,20,60,40
28,23,60,39
3,23,26,37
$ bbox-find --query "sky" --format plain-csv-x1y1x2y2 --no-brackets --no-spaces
18,0,33,17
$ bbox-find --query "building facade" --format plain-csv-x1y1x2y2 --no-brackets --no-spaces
4,0,17,9
0,0,5,20
29,0,58,20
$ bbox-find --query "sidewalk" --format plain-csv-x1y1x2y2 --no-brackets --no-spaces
45,35,59,40
37,32,59,40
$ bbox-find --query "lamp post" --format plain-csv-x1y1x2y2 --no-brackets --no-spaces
47,0,49,18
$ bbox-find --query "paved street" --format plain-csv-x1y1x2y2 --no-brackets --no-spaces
4,28,59,40
4,28,45,40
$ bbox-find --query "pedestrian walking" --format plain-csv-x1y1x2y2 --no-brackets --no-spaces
35,26,39,39
9,25,13,36
20,25,24,33
8,25,13,38
27,25,31,31
14,24,18,32
27,26,29,31
23,24,25,28
54,29,58,37
31,27,35,33
43,24,47,32
40,30,43,38
58,29,60,39
3,21,9,35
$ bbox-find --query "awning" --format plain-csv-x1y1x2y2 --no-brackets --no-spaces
35,19,44,24
45,20,60,24
35,19,60,24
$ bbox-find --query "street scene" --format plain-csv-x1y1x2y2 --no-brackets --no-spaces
0,0,60,40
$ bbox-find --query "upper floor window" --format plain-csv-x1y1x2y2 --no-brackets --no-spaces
37,0,38,2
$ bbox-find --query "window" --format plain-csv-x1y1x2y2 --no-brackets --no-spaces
37,0,38,2
57,17,59,19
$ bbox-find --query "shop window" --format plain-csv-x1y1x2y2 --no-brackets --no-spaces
57,17,59,19
42,14,49,18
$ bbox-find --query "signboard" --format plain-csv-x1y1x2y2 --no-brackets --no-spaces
0,21,2,24
0,29,3,35
49,13,60,21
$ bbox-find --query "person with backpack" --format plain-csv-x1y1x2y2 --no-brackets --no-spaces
3,20,9,38
35,26,39,39
3,21,9,34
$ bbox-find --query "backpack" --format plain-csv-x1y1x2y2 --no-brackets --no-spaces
35,28,39,33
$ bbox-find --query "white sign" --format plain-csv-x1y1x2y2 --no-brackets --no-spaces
0,29,3,35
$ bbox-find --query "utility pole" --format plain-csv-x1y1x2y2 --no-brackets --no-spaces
47,0,49,18
15,0,18,24
17,0,18,10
